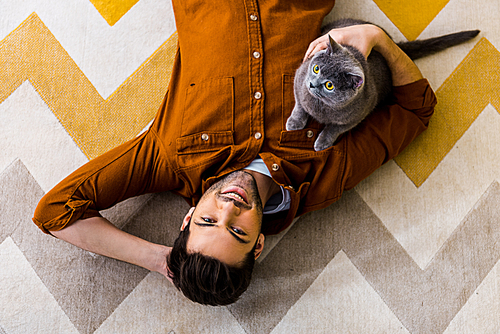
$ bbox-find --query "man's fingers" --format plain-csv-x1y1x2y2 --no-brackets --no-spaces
303,39,328,62
311,42,328,56
303,43,317,61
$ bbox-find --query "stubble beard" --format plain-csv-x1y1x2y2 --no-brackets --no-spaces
203,170,264,217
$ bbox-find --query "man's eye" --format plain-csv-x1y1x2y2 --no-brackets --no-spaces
232,227,245,235
202,217,214,223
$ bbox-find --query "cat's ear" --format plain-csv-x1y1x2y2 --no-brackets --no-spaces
327,35,343,53
349,74,364,89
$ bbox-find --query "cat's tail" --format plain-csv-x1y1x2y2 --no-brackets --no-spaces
398,30,480,60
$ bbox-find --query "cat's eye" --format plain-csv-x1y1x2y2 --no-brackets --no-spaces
312,64,320,74
325,81,334,90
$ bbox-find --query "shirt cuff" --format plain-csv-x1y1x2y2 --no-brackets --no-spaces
33,198,101,235
392,79,437,119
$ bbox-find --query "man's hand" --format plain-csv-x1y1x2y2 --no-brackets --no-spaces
304,24,423,86
154,245,173,283
304,24,380,61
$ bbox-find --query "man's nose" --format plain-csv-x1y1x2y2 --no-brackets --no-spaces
220,199,241,217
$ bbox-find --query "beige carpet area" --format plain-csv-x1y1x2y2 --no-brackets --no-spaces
1,0,500,333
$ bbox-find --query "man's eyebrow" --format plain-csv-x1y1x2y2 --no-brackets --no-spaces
194,221,214,228
194,220,250,244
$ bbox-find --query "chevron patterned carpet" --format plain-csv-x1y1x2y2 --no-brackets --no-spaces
1,0,499,333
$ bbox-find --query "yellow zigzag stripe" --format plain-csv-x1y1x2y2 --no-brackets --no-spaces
89,0,140,26
395,38,500,187
0,13,178,160
373,0,450,41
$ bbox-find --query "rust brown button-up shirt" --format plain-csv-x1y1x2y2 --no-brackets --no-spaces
33,0,436,236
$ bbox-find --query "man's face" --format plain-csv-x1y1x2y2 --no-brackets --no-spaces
181,171,265,266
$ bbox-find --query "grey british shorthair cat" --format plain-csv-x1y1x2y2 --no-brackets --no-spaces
286,19,479,151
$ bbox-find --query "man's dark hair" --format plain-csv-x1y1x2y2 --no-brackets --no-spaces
167,221,256,306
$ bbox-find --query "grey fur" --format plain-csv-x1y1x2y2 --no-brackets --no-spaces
286,18,480,151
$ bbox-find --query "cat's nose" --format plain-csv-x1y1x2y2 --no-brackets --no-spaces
309,82,315,89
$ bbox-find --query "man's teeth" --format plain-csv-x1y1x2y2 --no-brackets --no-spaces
226,192,245,202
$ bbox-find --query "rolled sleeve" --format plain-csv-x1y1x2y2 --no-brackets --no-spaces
392,78,436,126
32,129,180,234
33,198,97,235
343,79,437,190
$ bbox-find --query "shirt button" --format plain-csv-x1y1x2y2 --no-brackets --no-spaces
288,185,295,191
253,51,261,59
271,163,279,172
306,130,314,138
201,133,209,141
254,92,262,100
250,14,258,21
254,132,262,140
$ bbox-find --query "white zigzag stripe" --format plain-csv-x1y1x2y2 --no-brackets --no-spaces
271,251,409,334
443,257,500,333
0,81,88,192
417,0,500,89
0,237,79,334
95,272,247,333
324,0,407,41
0,0,176,98
356,104,500,269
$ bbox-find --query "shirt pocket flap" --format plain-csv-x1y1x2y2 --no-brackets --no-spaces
176,131,234,155
279,129,316,149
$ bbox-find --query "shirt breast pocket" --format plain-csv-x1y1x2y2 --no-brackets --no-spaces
181,77,234,137
177,77,234,161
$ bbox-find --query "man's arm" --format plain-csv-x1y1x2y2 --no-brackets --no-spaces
51,217,172,280
32,130,182,281
304,24,423,86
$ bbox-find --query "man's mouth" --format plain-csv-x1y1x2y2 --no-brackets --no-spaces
221,186,249,204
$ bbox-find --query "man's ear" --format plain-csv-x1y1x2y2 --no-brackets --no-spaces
181,207,195,231
253,233,266,260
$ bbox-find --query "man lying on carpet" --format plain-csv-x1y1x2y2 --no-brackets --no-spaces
33,1,436,306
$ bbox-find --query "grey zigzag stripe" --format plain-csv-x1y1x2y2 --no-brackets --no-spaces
0,160,183,333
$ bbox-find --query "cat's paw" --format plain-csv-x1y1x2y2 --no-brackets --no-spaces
314,139,333,151
314,134,338,151
286,116,306,131
314,126,340,151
